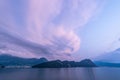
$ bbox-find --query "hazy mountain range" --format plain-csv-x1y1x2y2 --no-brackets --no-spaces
0,54,48,66
94,48,120,67
1,48,120,68
95,48,120,62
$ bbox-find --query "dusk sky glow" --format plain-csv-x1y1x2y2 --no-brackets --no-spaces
0,0,120,60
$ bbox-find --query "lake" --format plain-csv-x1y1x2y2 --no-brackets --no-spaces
0,68,120,80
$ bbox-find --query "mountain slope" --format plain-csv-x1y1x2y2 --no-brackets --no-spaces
94,48,120,67
94,48,120,63
0,54,48,66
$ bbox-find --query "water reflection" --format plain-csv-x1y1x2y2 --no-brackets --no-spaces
0,68,120,80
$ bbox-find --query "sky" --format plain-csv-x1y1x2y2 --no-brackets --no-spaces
0,0,120,60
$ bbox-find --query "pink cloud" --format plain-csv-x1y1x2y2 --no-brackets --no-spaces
0,0,105,60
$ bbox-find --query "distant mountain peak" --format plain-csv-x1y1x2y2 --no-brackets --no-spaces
115,48,120,52
94,47,120,63
80,59,92,62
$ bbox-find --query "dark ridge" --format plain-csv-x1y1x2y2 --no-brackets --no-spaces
32,59,97,68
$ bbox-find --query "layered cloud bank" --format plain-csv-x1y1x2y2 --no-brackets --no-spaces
0,0,104,60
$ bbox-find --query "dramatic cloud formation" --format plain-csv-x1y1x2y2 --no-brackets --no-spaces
0,0,104,60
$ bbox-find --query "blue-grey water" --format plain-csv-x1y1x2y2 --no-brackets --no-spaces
0,68,120,80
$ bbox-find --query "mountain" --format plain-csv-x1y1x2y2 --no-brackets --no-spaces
94,48,120,67
95,48,120,63
0,54,48,66
79,59,97,67
32,59,97,68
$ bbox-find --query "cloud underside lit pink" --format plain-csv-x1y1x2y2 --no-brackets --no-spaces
0,0,104,60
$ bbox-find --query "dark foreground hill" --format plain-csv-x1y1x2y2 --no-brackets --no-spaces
32,59,97,68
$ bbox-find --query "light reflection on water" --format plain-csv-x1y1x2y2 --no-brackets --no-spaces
0,68,120,80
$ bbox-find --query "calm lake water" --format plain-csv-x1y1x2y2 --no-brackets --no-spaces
0,68,120,80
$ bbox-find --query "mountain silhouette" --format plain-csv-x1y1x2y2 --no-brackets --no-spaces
32,59,97,68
